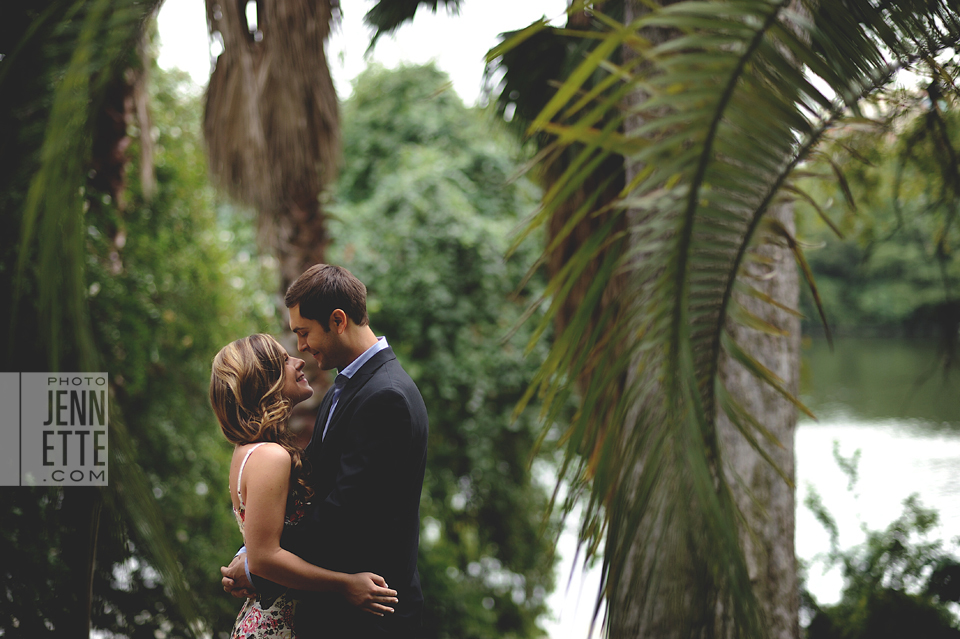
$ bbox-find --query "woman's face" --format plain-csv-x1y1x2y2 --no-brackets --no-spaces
281,352,314,407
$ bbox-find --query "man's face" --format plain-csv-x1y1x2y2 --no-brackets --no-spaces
289,304,340,371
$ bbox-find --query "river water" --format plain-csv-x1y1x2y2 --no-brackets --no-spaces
545,337,960,638
797,337,960,604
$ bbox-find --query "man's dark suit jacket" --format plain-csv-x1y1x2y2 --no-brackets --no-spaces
290,346,428,638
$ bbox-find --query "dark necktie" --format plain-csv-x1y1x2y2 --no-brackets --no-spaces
321,373,348,441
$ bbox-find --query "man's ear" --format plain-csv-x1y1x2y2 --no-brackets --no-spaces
330,309,347,334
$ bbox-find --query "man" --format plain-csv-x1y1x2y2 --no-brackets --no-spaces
222,264,429,638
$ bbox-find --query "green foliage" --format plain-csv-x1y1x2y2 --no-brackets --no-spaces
487,1,960,636
0,23,280,632
80,65,279,638
803,454,960,639
329,63,557,639
796,71,960,338
364,0,464,49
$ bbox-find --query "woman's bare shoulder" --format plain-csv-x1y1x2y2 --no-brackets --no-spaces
236,443,292,499
232,443,291,484
243,442,290,465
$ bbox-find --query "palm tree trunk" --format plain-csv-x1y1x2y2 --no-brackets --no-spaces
605,3,800,637
204,0,340,292
716,199,800,639
204,0,341,414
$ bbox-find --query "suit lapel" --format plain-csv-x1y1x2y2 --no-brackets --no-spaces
320,347,396,446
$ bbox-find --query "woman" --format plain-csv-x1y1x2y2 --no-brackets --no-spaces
210,334,398,639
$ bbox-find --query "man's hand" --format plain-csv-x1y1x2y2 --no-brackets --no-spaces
342,572,398,616
221,552,256,599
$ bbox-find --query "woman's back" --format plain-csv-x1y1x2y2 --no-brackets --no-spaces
230,442,305,533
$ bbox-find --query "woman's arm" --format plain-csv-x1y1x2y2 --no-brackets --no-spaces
240,443,398,615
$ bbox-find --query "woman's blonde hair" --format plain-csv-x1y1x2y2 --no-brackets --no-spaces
210,334,312,504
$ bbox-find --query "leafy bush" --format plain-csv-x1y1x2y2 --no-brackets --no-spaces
803,449,960,639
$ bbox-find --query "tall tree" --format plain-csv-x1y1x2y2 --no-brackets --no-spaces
489,0,960,636
1,5,277,635
201,0,471,292
0,3,195,637
201,0,461,420
203,0,339,291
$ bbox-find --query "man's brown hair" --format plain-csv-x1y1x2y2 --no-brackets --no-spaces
284,264,369,330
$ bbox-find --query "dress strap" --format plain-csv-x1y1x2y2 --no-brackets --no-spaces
237,442,267,503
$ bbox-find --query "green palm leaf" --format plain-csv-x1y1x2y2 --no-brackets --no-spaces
9,1,204,635
495,0,960,634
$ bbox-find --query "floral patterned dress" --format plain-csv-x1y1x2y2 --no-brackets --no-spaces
231,443,307,639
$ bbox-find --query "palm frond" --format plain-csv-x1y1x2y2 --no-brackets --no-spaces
494,0,960,634
364,0,465,50
204,0,340,215
8,2,204,635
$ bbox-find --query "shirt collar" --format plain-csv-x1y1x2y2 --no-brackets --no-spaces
339,336,389,380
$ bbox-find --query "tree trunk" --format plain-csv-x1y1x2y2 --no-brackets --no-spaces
606,2,800,637
204,0,340,287
204,0,342,415
717,199,800,639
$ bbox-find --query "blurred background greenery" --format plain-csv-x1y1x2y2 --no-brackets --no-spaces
0,11,558,636
4,1,960,639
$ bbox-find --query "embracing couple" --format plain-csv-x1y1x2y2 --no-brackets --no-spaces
210,264,429,639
